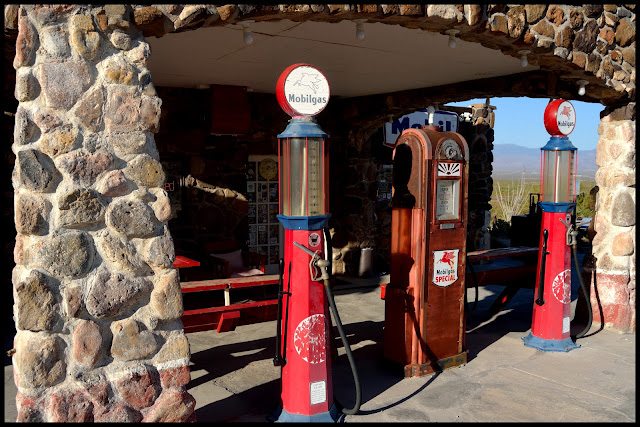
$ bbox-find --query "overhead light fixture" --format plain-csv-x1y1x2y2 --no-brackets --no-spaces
354,19,366,40
518,50,531,67
242,21,254,45
445,29,460,48
577,79,589,96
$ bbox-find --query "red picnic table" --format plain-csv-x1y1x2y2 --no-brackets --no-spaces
173,255,279,334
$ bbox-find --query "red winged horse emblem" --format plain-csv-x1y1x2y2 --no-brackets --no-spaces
560,105,573,119
439,251,456,269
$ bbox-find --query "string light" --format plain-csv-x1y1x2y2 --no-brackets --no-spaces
518,50,531,67
354,19,366,40
577,79,589,96
445,29,460,48
242,21,254,45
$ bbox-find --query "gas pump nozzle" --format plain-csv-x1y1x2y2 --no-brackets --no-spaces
293,241,330,282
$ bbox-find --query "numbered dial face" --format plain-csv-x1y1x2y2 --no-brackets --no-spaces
259,159,278,180
439,139,462,160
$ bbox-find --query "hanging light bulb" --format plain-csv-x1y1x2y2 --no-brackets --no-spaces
577,79,589,96
354,19,366,40
518,50,531,67
242,22,254,45
445,29,460,48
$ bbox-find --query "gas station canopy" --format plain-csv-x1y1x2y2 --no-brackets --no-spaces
146,19,537,97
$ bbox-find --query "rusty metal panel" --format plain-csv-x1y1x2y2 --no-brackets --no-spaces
404,350,468,378
387,124,471,375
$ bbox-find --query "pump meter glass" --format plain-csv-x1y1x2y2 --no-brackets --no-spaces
542,149,577,203
280,136,326,217
435,179,460,220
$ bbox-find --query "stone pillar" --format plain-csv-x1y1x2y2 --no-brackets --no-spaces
587,103,635,333
11,5,195,422
461,122,494,252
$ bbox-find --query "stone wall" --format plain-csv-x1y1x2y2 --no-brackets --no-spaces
584,103,636,333
11,5,195,422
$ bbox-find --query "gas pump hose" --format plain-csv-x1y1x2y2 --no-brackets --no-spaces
571,243,593,340
322,227,361,416
567,208,593,341
322,278,362,415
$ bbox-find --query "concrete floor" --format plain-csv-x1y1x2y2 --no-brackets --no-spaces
4,255,636,423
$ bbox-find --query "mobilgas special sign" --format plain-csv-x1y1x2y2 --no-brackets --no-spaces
276,64,330,117
383,110,459,148
433,249,459,287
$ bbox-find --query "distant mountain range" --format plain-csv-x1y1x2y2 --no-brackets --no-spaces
492,143,597,181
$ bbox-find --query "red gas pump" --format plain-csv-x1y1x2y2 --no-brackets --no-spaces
270,64,361,422
522,99,592,352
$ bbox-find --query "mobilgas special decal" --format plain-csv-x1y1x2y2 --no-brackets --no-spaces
433,250,459,287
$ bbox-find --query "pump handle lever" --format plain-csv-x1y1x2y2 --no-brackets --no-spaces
535,229,550,306
273,258,286,367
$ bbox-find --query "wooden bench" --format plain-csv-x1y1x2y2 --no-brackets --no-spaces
180,275,280,334
465,246,538,315
380,246,538,316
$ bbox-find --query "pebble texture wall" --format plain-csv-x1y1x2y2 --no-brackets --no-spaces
586,103,636,333
11,5,195,422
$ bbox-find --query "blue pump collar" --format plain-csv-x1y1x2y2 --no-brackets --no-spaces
541,136,577,151
277,117,329,139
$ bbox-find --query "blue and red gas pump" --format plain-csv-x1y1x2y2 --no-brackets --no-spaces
270,63,361,422
522,99,592,352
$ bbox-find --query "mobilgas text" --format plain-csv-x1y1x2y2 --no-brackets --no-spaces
288,93,328,106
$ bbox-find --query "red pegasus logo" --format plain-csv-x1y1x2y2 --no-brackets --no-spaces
439,251,456,268
560,105,572,119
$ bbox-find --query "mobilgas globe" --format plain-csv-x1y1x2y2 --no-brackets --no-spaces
544,99,576,136
282,64,330,116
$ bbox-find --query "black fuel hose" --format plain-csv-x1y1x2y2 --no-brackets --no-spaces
322,227,361,416
571,242,593,340
565,206,593,340
322,279,362,416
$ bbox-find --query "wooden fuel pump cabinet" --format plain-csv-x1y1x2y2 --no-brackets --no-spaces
384,124,470,377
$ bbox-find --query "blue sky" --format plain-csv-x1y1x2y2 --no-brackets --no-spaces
448,97,603,151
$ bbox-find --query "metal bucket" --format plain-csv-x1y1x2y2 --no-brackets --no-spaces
358,247,373,278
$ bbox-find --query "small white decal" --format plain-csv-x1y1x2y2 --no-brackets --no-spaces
437,162,461,176
310,381,327,405
563,317,571,334
308,232,321,248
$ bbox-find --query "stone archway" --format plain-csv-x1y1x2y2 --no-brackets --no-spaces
6,3,635,422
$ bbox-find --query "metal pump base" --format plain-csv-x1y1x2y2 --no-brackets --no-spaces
522,333,580,352
269,403,344,423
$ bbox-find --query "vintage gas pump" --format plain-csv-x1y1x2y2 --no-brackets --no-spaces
385,108,470,377
271,63,361,422
522,99,590,352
